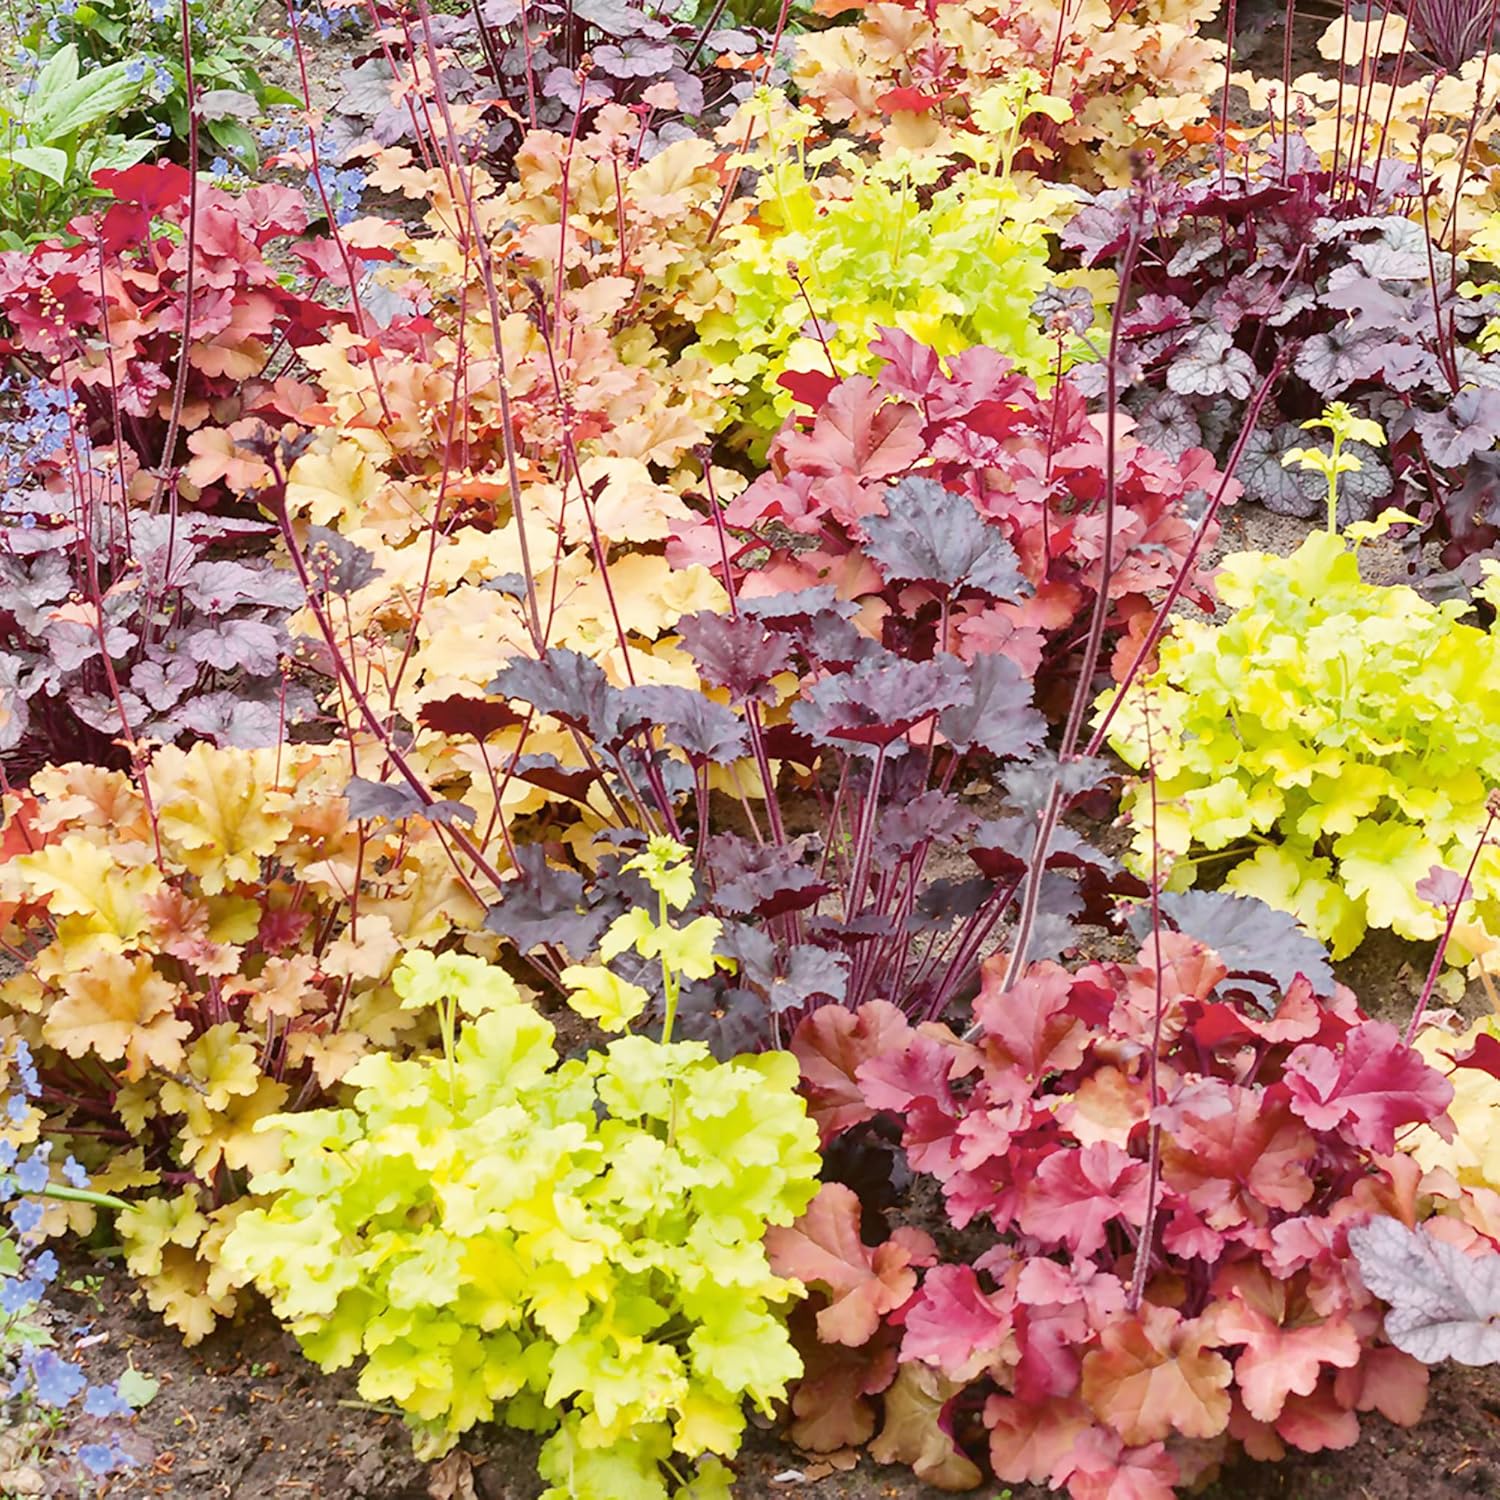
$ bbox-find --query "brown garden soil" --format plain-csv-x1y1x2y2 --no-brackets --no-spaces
50,1255,1500,1500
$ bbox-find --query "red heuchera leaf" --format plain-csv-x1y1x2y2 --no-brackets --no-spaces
876,85,950,114
765,1183,936,1346
1283,1020,1453,1151
1271,1376,1362,1452
900,1264,1013,1381
856,1030,967,1178
1447,1028,1500,1083
792,1000,912,1144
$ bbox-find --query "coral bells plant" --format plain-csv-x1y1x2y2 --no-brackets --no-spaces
1104,524,1500,962
0,743,482,1340
689,82,1097,441
672,329,1232,698
223,844,822,1494
770,931,1455,1495
0,162,385,510
789,0,1226,183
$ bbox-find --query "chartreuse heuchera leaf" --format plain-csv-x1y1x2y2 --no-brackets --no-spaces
1104,529,1500,962
221,845,821,1495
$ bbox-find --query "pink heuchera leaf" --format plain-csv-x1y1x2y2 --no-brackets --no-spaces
1272,1375,1361,1452
900,1263,1014,1381
973,959,1092,1078
774,374,926,479
1018,1142,1151,1256
1160,1086,1317,1223
1059,1426,1181,1500
791,1000,911,1145
764,1183,936,1346
1333,1346,1429,1428
1283,1020,1453,1151
857,1030,967,1178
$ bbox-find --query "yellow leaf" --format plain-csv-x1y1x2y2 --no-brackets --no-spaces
45,952,190,1080
8,835,162,951
286,438,386,527
149,743,293,895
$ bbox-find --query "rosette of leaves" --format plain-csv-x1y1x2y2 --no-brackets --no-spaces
0,495,312,770
1103,528,1500,962
0,742,483,1341
790,0,1226,185
1066,165,1500,567
687,83,1098,442
0,161,394,512
672,328,1229,700
331,0,772,176
222,857,821,1493
767,930,1459,1495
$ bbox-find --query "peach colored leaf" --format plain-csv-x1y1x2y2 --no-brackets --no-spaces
1081,1305,1233,1445
765,1182,935,1346
984,1394,1091,1484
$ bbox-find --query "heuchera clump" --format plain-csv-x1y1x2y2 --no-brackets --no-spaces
223,846,822,1496
772,933,1460,1497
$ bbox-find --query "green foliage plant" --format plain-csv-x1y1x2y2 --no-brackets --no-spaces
222,840,822,1497
689,77,1097,443
0,44,153,246
1105,411,1500,963
21,0,301,163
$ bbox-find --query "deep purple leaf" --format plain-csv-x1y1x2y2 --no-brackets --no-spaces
861,477,1029,599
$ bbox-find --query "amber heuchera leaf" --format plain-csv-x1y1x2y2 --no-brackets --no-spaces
45,951,190,1079
765,1182,936,1345
1080,1304,1233,1445
149,743,293,895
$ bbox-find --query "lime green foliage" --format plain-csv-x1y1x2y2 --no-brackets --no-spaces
690,81,1096,440
221,844,821,1495
1104,530,1500,961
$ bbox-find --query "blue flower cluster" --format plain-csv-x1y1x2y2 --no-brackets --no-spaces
287,0,361,45
1,1039,138,1480
0,378,76,527
258,113,368,226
